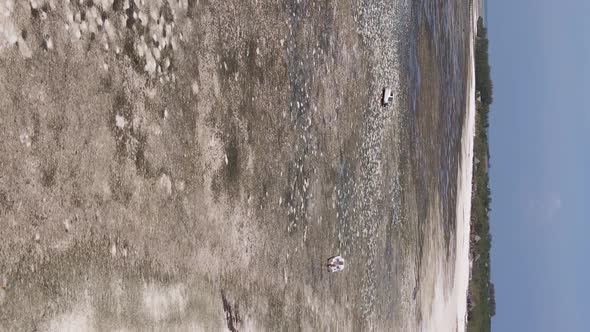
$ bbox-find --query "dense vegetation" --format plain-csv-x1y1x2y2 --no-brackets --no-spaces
475,18,493,105
466,16,495,332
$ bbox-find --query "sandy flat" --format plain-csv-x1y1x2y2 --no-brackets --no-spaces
0,0,474,331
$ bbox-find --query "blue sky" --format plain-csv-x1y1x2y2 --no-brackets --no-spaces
489,0,589,331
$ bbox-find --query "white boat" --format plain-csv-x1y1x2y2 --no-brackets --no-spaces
382,88,394,106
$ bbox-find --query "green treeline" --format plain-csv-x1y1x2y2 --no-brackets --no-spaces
466,16,495,332
475,17,493,105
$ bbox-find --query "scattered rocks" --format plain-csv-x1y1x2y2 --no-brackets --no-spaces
44,35,53,50
19,132,32,147
0,276,6,304
63,219,71,232
115,114,126,128
158,173,172,197
176,180,185,192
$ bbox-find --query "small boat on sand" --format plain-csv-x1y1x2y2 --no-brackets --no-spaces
382,88,394,106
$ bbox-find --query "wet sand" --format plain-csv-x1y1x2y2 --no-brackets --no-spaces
409,0,476,330
0,0,474,331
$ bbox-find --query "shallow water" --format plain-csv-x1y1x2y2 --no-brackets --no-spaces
410,0,470,242
406,0,475,330
382,0,474,330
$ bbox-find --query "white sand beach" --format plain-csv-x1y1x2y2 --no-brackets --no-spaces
418,2,478,332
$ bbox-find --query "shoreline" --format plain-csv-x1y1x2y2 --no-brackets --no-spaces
412,0,478,330
455,2,479,331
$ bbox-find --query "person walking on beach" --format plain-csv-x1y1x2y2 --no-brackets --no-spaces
327,256,345,272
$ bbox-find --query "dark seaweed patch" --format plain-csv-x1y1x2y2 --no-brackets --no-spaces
221,292,241,332
41,164,57,188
